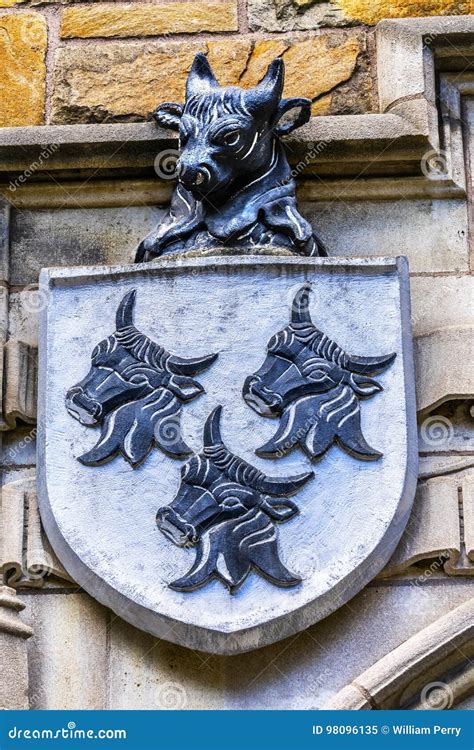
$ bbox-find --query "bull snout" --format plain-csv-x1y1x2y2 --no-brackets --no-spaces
177,162,210,192
243,376,282,416
65,386,102,425
156,506,199,548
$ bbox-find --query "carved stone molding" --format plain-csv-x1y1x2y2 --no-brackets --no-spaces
0,17,472,188
415,326,474,418
0,585,33,710
382,468,474,578
325,597,474,710
0,476,72,588
0,202,38,432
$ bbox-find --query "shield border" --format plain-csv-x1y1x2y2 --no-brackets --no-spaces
38,255,418,654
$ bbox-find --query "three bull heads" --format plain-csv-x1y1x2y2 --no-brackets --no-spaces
65,286,395,593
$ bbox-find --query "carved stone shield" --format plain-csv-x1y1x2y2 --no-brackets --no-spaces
38,256,417,654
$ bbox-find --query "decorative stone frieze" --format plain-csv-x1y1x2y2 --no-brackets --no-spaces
0,477,72,587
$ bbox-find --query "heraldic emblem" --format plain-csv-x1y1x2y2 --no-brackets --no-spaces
37,54,417,654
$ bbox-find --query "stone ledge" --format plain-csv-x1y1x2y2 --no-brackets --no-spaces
325,596,474,709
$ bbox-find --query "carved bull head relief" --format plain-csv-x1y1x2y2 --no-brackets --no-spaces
243,284,397,461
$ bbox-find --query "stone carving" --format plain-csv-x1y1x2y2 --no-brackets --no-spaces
156,406,314,593
65,290,217,467
243,284,396,461
136,53,327,261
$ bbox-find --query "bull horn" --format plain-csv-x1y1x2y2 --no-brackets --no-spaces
291,283,312,324
116,290,136,329
186,53,219,99
347,351,397,375
259,471,314,498
203,405,224,448
244,58,284,114
168,352,218,376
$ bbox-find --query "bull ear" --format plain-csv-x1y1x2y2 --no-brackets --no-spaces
152,102,183,131
186,53,219,99
272,97,311,136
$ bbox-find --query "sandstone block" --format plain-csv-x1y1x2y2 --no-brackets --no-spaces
0,13,47,127
51,34,364,124
61,1,238,39
338,0,470,25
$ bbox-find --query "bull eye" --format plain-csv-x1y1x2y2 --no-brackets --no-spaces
128,374,149,385
218,129,241,147
221,497,244,510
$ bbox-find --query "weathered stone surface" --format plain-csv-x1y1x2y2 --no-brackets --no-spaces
383,470,474,578
0,13,47,127
22,583,474,708
326,597,474,709
338,0,470,25
410,275,474,337
24,592,108,709
248,0,348,31
414,326,474,415
302,198,469,274
0,587,33,710
108,618,225,709
61,2,238,38
51,35,364,124
9,205,165,285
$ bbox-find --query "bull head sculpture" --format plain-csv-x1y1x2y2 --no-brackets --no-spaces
156,406,314,593
65,290,217,467
243,284,396,461
136,53,326,261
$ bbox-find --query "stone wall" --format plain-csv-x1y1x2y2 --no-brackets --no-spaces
0,0,471,127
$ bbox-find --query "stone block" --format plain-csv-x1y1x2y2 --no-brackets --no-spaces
339,0,470,25
9,205,165,285
0,587,33,710
108,617,225,709
248,0,348,31
302,198,469,274
51,34,364,124
0,13,47,127
61,2,238,38
23,592,108,709
410,275,474,337
414,326,474,415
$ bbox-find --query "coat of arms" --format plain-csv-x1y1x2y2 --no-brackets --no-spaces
37,56,417,654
